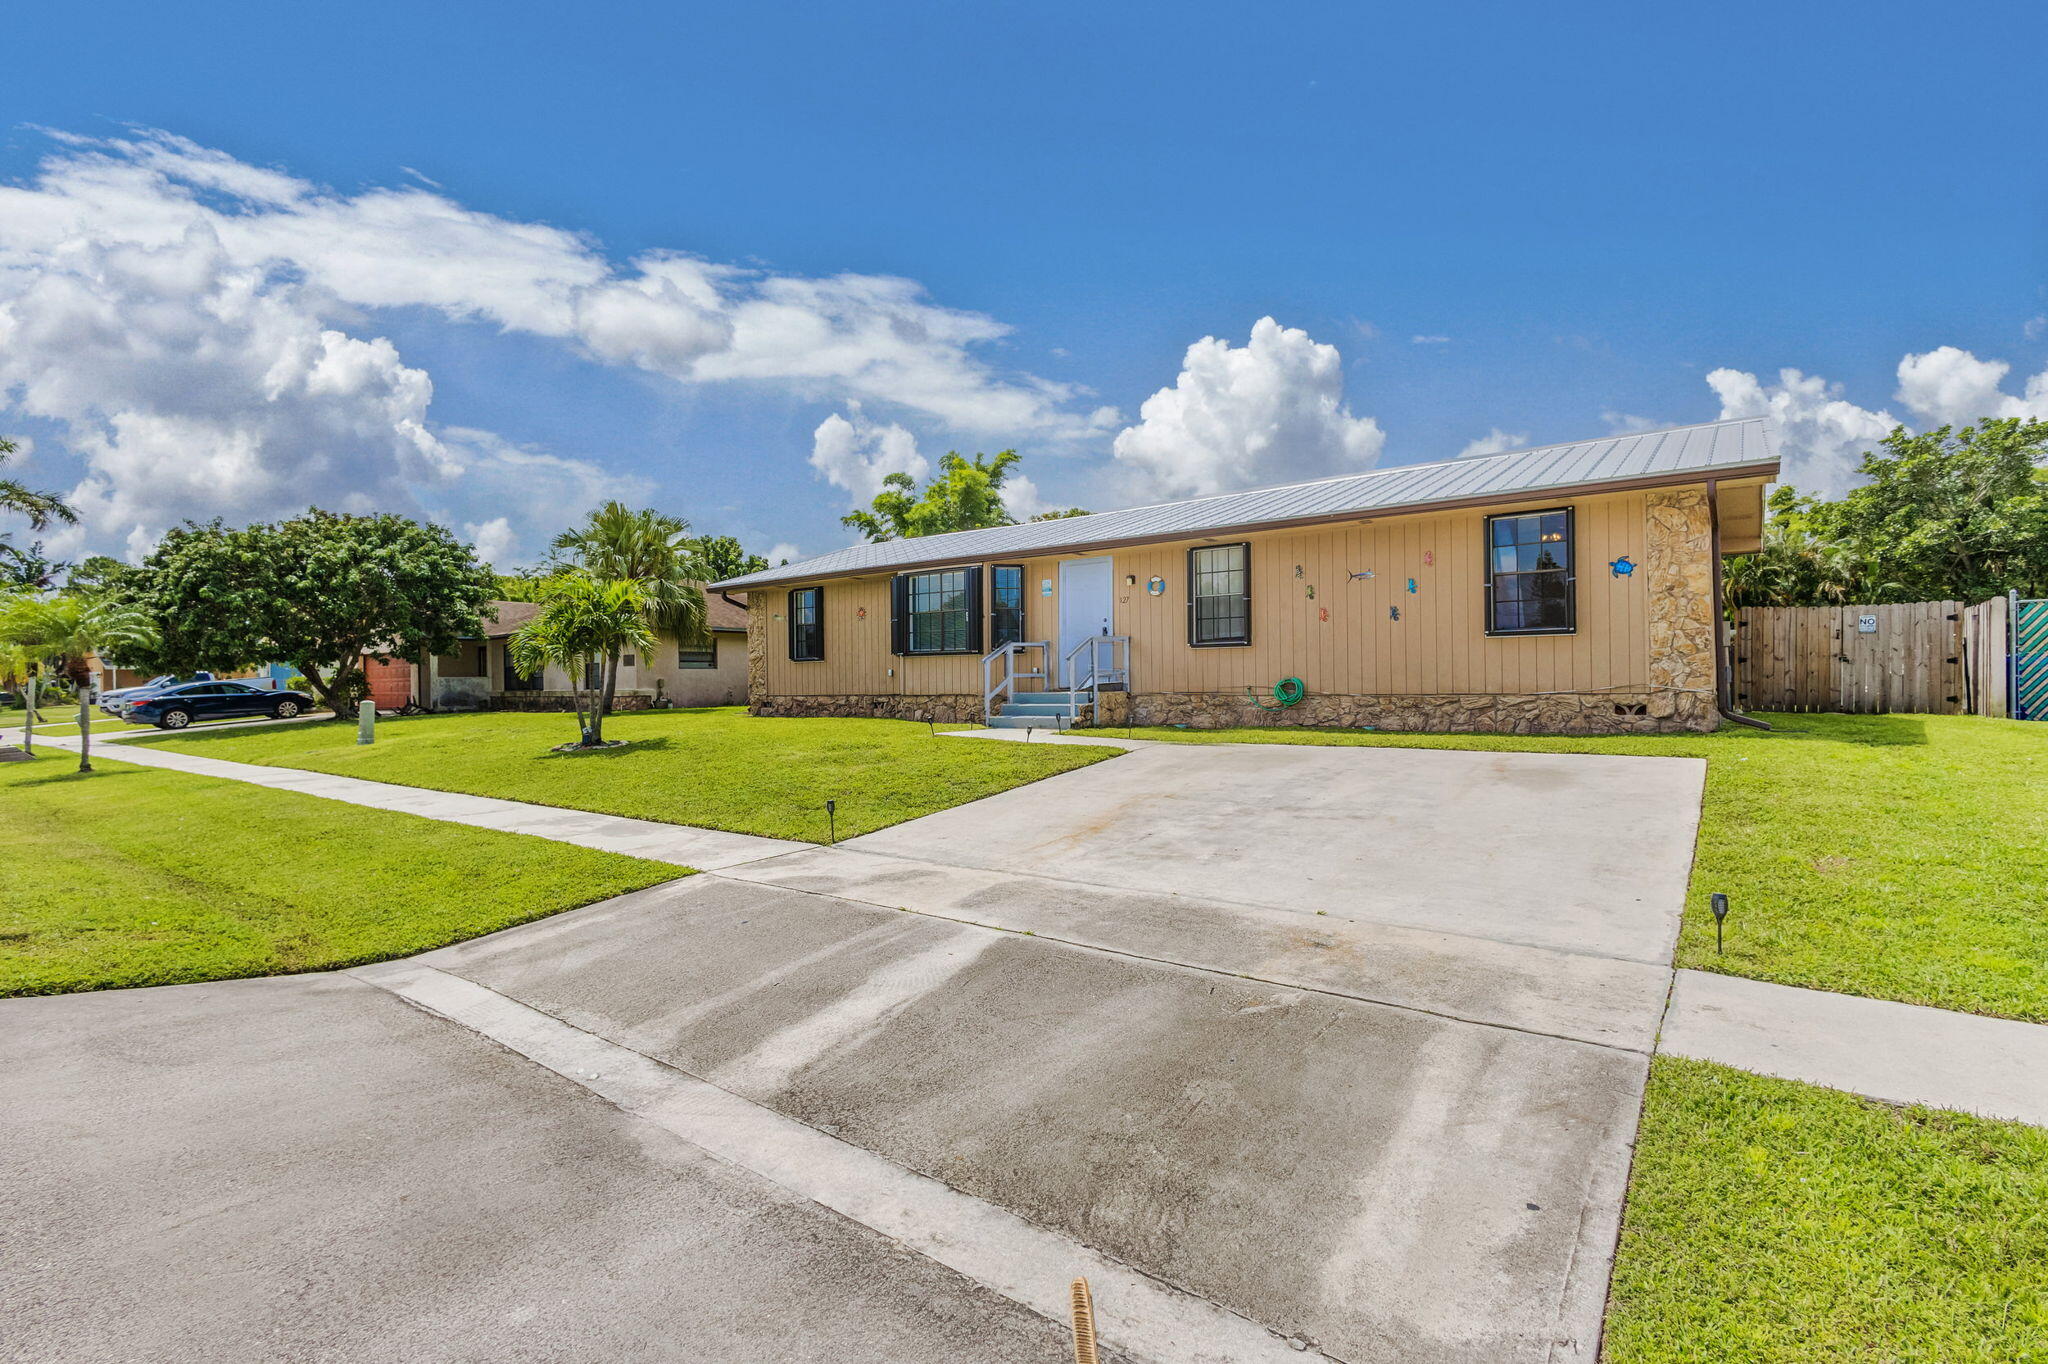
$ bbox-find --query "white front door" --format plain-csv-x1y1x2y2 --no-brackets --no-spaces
1057,556,1115,685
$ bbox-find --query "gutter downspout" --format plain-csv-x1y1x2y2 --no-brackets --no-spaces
1707,478,1772,731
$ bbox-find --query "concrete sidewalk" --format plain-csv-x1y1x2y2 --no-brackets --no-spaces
1661,969,2048,1127
27,730,803,871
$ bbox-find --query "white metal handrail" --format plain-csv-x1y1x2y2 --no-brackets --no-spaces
1061,634,1130,722
982,640,1051,721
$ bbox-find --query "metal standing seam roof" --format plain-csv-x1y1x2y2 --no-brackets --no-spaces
711,416,1779,590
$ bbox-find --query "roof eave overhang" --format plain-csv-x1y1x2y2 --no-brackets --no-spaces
713,459,1782,591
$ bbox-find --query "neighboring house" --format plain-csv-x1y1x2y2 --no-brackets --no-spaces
87,657,292,695
712,417,1779,735
381,590,752,713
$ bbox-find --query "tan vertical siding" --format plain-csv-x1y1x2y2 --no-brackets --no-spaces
758,489,1666,700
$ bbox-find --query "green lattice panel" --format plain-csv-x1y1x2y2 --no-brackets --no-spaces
2016,599,2048,721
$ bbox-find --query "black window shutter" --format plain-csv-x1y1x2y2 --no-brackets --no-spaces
786,589,801,660
890,575,910,655
810,587,824,661
964,565,985,654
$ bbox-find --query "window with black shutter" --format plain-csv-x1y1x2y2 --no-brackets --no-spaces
1188,543,1251,646
788,587,824,661
890,566,984,655
1484,508,1575,635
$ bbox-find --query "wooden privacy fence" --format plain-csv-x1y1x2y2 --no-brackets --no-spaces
1733,601,1967,715
1961,595,2011,719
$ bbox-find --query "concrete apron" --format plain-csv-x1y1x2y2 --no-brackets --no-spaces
413,873,1653,1363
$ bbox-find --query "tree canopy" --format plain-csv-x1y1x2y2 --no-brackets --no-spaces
1726,419,2048,607
684,534,771,581
841,449,1090,542
550,501,708,714
122,509,493,715
508,574,653,746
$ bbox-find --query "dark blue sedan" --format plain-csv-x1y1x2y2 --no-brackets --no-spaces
129,681,315,730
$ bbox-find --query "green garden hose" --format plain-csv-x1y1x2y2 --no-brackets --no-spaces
1247,677,1306,710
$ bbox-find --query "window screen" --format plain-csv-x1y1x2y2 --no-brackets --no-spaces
898,568,979,654
990,565,1025,648
1188,543,1251,646
1485,508,1575,634
788,587,823,661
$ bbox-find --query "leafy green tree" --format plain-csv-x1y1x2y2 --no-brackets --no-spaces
0,592,154,771
66,555,139,597
1724,419,2047,606
125,510,493,718
507,575,654,747
550,502,708,716
1723,488,1875,608
1029,506,1092,522
842,450,1024,542
685,534,770,581
491,571,554,603
1813,419,2048,602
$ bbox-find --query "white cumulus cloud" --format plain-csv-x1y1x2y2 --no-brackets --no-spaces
1709,346,2048,494
1893,345,2048,429
464,516,519,571
1455,428,1528,459
0,128,1102,558
1706,366,1899,495
1110,317,1385,500
809,406,928,501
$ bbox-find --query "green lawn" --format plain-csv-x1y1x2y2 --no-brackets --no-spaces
134,706,1117,842
1606,1058,2048,1363
0,752,686,997
5,714,155,736
1111,713,2048,1022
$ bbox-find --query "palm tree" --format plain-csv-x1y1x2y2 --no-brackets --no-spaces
0,592,152,771
507,575,655,747
550,503,708,716
0,438,77,581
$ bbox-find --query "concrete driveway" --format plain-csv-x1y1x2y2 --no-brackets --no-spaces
4,740,1705,1363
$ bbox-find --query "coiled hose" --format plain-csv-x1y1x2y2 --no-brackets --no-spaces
1247,677,1306,710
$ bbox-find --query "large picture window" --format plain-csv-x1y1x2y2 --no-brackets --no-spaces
890,566,984,655
1485,508,1575,635
788,586,824,661
990,564,1025,648
1188,543,1251,647
503,643,542,692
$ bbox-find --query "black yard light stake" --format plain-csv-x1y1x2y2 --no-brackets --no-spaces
825,798,837,844
1711,892,1730,955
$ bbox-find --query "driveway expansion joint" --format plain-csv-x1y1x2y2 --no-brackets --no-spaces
347,960,1333,1364
707,860,1663,1057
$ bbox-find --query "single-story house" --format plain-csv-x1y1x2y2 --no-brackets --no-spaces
375,589,752,713
711,416,1779,735
85,658,294,695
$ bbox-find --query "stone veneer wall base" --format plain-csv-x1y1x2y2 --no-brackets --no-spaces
1098,689,1714,736
750,694,984,725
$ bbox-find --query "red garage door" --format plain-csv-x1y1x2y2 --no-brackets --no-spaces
365,657,415,711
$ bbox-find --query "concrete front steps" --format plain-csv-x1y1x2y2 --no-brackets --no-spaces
986,691,1084,729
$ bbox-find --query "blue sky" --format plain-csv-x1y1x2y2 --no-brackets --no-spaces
6,1,2046,568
